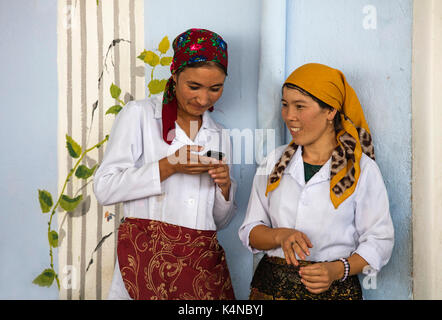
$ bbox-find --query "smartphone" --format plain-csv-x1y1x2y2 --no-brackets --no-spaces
203,150,225,160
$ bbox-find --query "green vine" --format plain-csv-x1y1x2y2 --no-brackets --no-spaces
33,36,172,290
138,36,172,96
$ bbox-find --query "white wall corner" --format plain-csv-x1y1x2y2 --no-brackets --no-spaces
412,0,442,300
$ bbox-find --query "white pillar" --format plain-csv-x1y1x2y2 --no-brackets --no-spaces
412,0,442,300
253,0,287,272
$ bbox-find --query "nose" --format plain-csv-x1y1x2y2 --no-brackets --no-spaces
196,90,210,107
285,105,299,121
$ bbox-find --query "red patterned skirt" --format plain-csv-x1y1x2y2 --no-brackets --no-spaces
117,218,235,300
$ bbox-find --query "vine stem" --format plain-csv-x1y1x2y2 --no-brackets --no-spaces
47,135,109,290
148,52,162,97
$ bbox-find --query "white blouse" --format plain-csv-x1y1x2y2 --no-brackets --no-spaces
94,96,236,231
239,144,394,272
94,96,237,300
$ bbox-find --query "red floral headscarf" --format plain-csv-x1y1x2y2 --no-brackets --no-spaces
162,28,228,144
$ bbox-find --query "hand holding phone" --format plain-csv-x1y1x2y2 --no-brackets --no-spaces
203,150,225,161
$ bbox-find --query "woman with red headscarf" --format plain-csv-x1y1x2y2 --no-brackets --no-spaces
94,29,236,300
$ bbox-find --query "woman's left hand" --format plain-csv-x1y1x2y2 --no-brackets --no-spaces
299,261,343,294
208,161,231,201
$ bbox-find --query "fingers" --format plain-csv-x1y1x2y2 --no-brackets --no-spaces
299,264,322,276
186,145,203,153
208,165,230,185
299,263,333,294
301,277,330,294
282,233,311,266
283,244,299,266
199,155,220,165
302,233,314,249
173,145,216,166
302,282,329,294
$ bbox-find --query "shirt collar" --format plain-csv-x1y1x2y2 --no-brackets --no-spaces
153,96,221,132
201,110,221,132
286,146,331,186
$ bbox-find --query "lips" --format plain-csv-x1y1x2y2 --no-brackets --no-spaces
190,103,207,110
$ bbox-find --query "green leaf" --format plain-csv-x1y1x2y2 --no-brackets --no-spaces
148,79,168,95
110,83,121,99
48,230,59,248
105,105,122,115
143,50,160,67
59,194,83,212
137,50,147,61
75,164,97,179
158,36,170,54
160,56,173,66
66,134,82,159
32,268,55,287
38,189,53,213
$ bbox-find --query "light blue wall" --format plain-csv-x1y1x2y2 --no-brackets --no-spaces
0,0,59,299
0,0,412,300
144,0,262,300
285,0,413,299
145,0,413,300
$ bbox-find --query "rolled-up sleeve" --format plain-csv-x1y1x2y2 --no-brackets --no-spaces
93,102,162,206
353,159,394,272
238,160,272,254
213,131,237,229
213,178,237,229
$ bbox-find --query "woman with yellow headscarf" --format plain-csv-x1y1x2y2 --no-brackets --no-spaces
239,63,394,300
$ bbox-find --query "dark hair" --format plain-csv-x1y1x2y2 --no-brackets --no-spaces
176,61,228,78
283,83,341,132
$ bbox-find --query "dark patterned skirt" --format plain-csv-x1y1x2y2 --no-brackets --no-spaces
249,254,362,300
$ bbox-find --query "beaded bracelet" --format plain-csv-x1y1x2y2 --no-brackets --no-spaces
339,258,350,282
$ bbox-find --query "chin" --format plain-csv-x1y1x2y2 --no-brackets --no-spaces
189,105,208,115
290,135,302,145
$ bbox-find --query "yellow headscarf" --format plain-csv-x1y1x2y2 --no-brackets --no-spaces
265,63,375,208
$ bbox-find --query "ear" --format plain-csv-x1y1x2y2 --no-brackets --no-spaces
172,74,177,84
327,108,338,121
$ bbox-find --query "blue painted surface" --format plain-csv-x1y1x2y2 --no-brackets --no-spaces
145,0,261,300
145,0,413,300
0,0,59,299
285,0,413,299
0,0,412,300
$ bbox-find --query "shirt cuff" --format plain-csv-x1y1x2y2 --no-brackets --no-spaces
140,160,162,196
214,178,236,208
354,242,386,272
238,222,266,254
212,180,237,229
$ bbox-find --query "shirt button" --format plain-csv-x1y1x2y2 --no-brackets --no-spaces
300,197,308,206
188,198,195,206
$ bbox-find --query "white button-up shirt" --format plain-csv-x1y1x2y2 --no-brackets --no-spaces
94,96,236,231
239,145,394,272
94,96,237,300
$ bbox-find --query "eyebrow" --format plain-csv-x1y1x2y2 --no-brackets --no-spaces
187,81,224,87
281,98,309,104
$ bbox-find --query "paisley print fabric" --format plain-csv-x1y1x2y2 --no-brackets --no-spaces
117,218,235,300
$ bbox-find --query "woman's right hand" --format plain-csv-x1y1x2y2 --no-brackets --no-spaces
159,145,220,181
275,228,314,266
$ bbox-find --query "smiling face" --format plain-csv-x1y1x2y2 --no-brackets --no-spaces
172,64,226,119
281,86,337,148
